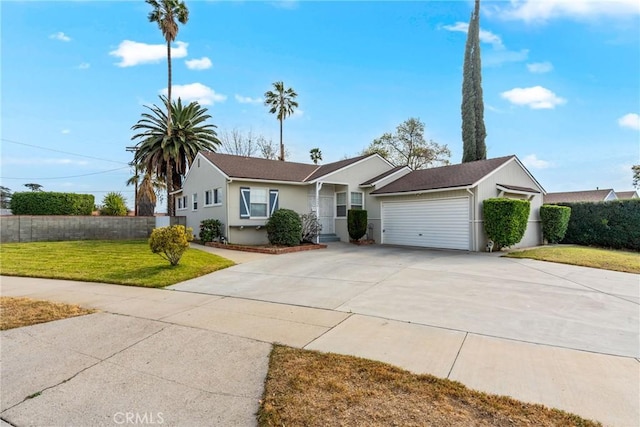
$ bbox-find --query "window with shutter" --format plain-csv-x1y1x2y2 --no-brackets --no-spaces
240,187,250,218
269,190,279,216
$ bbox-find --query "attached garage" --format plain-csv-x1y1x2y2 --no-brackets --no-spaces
381,197,470,250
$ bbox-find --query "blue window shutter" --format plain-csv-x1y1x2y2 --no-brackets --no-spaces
269,189,279,216
240,187,250,218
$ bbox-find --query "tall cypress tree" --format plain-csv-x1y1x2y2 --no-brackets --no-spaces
461,0,486,163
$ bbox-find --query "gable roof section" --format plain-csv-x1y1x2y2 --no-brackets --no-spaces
200,152,318,182
199,152,381,184
304,154,373,182
360,166,409,186
372,156,515,195
544,189,616,204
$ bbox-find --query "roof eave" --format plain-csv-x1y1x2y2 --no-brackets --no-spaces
372,185,473,197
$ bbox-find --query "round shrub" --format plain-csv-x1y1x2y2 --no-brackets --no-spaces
149,225,194,266
540,205,571,244
266,209,302,246
200,219,223,243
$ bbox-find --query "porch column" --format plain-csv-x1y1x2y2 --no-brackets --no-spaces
315,181,322,244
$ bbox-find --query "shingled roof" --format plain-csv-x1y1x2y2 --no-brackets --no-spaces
372,156,515,194
615,191,639,200
199,152,376,183
543,189,616,204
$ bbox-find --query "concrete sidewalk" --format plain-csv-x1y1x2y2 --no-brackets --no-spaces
1,276,638,426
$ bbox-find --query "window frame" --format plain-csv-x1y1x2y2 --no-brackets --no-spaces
192,193,198,211
240,187,279,219
336,191,347,218
350,191,364,210
204,188,223,207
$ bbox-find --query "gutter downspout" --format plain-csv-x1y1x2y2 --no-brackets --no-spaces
316,182,323,244
226,178,232,242
466,188,476,252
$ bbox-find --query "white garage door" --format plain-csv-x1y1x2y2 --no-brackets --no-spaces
382,197,470,250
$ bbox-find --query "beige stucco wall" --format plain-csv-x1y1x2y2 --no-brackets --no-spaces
474,159,544,251
227,181,308,245
178,154,228,239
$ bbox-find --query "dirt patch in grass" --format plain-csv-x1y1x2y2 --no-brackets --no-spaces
505,245,640,274
258,345,601,427
0,297,95,330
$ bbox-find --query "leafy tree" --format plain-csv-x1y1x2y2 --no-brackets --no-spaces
363,118,450,170
131,96,220,215
146,0,189,135
99,192,128,216
0,186,12,209
461,0,487,163
264,81,298,161
24,183,43,192
633,164,640,189
310,148,322,164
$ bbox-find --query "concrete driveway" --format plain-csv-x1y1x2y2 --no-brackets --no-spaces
172,243,639,358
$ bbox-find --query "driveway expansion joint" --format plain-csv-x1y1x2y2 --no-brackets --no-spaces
447,332,468,379
302,312,354,349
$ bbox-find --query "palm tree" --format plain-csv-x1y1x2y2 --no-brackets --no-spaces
131,96,220,215
309,148,322,165
126,168,166,216
146,0,189,135
264,81,298,161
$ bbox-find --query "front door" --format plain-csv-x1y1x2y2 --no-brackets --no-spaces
308,185,335,234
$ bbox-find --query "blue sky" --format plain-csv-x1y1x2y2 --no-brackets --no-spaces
1,0,639,210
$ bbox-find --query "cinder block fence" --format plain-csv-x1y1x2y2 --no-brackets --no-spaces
0,216,186,243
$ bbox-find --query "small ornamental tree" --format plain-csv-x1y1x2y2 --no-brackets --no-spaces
483,198,530,249
348,209,367,241
301,212,322,243
99,192,128,216
149,225,193,266
266,209,302,246
540,205,571,244
199,219,223,243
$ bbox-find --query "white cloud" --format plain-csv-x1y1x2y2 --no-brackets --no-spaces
185,57,212,70
522,154,552,169
271,0,298,10
234,94,263,105
77,62,90,70
49,32,71,42
161,83,226,106
493,0,640,23
442,22,504,49
61,129,71,134
110,40,188,67
618,113,640,131
501,86,567,109
442,22,528,66
292,109,304,118
527,61,554,73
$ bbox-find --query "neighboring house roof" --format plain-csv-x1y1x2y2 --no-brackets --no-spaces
198,152,380,184
371,155,515,195
543,189,616,204
616,190,639,199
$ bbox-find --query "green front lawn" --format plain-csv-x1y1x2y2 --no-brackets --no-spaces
505,245,640,274
0,240,234,287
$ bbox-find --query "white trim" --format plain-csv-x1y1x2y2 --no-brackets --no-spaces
372,186,473,197
230,177,309,186
204,187,223,207
336,191,347,218
360,166,412,188
496,184,537,200
476,156,546,195
306,154,394,183
350,190,364,210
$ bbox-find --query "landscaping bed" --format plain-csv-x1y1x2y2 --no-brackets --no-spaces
205,241,327,254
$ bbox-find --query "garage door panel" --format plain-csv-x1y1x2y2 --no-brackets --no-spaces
382,198,470,250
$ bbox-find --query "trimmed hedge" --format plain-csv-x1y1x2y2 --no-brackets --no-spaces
483,198,530,248
266,209,302,246
348,209,367,240
10,192,94,215
556,199,640,251
540,205,571,244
